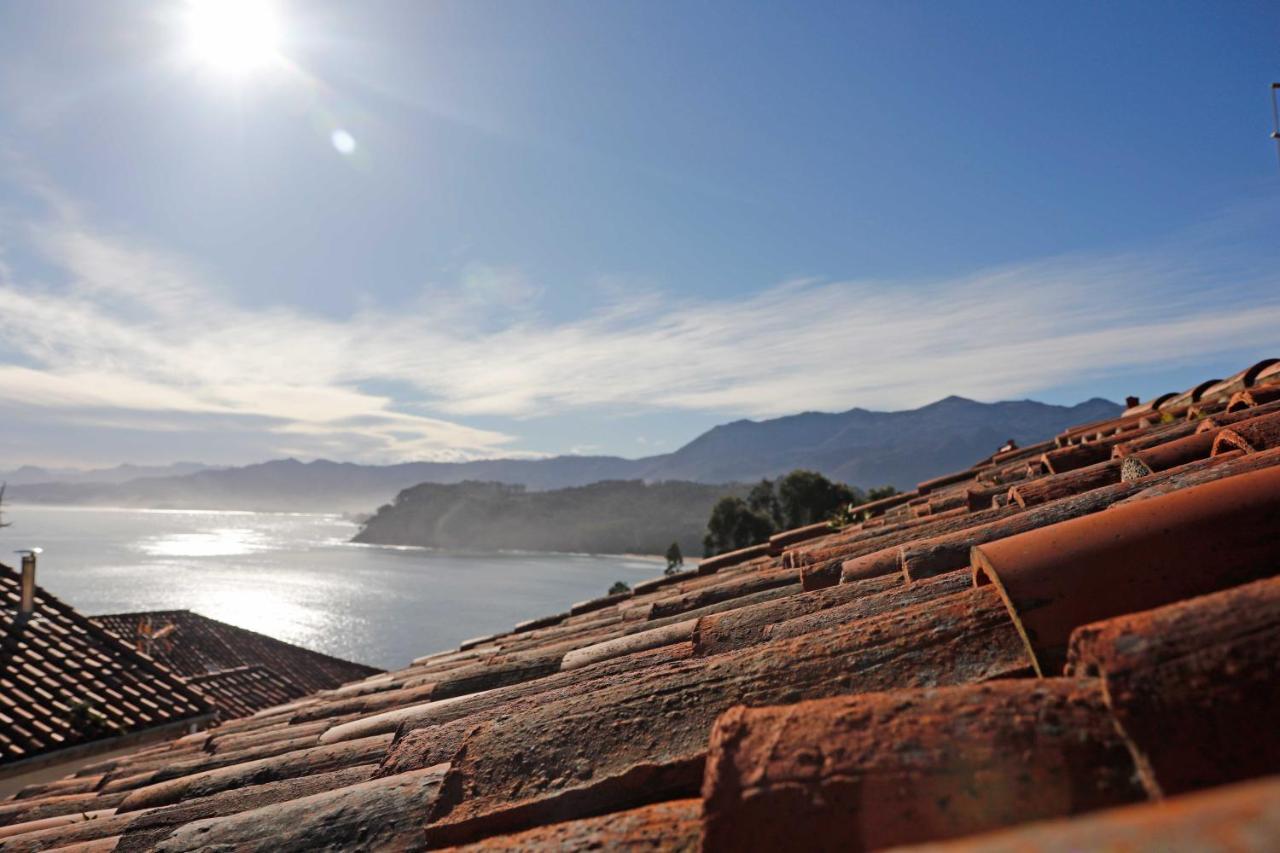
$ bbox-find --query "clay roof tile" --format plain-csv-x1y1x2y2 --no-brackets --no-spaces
701,680,1143,851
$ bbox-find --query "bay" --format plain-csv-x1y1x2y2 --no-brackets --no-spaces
3,505,663,670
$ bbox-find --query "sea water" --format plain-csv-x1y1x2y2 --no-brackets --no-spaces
4,505,661,669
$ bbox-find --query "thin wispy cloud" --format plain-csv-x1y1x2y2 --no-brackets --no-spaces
0,171,1277,463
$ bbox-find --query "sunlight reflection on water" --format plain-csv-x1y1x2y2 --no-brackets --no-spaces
138,528,270,557
183,583,326,641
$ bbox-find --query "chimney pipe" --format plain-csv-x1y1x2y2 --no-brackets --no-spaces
15,549,41,616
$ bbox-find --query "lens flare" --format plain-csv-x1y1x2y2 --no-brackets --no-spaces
331,129,357,155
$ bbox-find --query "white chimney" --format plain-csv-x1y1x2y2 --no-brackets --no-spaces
15,549,41,616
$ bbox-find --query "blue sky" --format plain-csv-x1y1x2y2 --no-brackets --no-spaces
0,0,1277,467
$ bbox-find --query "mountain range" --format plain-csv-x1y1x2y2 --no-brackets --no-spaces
4,396,1120,514
0,462,213,486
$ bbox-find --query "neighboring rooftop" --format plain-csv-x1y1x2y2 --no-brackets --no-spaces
90,611,382,720
0,566,213,771
2,356,1279,850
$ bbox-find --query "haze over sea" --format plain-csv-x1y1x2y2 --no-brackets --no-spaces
5,506,661,670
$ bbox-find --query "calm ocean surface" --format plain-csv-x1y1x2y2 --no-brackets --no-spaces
4,505,662,670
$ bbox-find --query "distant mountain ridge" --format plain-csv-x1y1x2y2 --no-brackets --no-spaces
5,396,1120,513
0,461,213,486
644,396,1122,487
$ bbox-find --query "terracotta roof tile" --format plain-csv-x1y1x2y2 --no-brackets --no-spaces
701,680,1144,850
319,642,697,748
559,618,699,671
1211,408,1280,455
1066,575,1280,799
1227,384,1280,412
443,798,701,851
843,488,915,517
695,542,773,574
1157,377,1227,412
690,572,901,657
115,732,394,813
963,482,1008,510
0,808,132,853
895,774,1280,852
0,791,129,828
915,468,978,495
185,666,304,721
1257,360,1280,385
106,764,375,851
1194,397,1280,432
975,457,1035,485
767,521,832,549
1167,358,1278,413
1009,456,1124,506
760,568,976,648
150,763,448,852
1040,436,1131,473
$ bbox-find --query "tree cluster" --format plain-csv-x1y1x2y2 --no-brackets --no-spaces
702,471,897,557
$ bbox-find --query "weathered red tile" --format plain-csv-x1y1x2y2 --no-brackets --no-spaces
695,543,773,575
440,799,701,851
319,643,696,746
916,469,977,495
1211,409,1280,455
701,680,1143,852
140,765,447,852
1226,385,1280,412
769,522,834,550
893,773,1280,853
112,764,376,852
1066,576,1280,798
691,573,899,657
559,619,699,671
115,732,393,812
763,569,974,646
1009,458,1123,507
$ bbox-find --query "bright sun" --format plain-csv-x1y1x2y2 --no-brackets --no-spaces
184,0,283,76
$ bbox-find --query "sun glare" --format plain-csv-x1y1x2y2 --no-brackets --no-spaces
185,0,283,76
